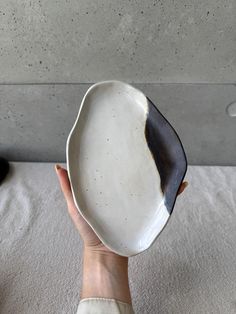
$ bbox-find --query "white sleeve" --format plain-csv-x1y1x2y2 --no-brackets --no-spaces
76,298,135,314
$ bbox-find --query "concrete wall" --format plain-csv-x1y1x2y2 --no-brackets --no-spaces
0,0,235,83
0,1,236,164
1,83,236,165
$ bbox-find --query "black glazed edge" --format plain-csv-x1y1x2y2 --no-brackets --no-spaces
144,96,188,215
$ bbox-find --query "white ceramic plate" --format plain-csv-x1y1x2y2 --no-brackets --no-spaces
66,80,187,256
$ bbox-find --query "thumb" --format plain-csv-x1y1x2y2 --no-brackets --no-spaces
177,181,188,195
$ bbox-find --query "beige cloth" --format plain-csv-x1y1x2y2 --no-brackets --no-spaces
1,163,236,313
77,298,134,314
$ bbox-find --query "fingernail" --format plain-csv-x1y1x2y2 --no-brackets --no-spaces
55,164,61,171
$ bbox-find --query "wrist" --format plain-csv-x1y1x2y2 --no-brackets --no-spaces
81,248,132,304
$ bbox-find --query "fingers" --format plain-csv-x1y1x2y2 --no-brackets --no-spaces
55,164,74,205
55,164,86,232
177,181,188,195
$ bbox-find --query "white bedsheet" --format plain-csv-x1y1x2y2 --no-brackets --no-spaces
0,162,236,314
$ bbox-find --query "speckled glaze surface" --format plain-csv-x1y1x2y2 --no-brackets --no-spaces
66,81,187,256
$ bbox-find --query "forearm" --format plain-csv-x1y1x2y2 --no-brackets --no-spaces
81,248,132,304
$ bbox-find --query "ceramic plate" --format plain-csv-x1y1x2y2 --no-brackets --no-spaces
66,81,187,257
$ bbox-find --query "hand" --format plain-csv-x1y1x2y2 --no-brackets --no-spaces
55,164,188,254
55,164,112,254
55,164,188,303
